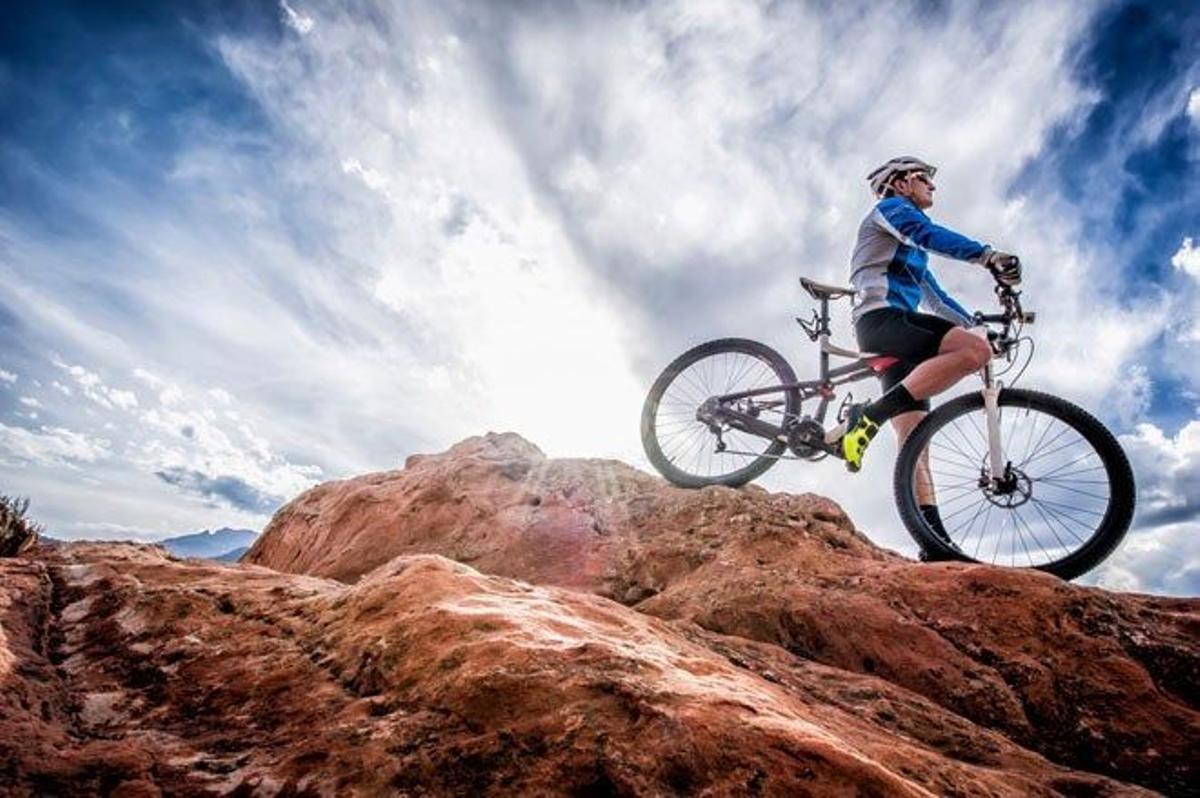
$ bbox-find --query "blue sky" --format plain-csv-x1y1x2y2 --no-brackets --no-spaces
1,0,1197,595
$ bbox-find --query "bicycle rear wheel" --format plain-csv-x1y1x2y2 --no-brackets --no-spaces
641,338,799,488
894,388,1135,580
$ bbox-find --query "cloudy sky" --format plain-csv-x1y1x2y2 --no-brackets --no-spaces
1,0,1197,594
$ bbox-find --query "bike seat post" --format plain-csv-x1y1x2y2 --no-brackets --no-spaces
818,297,831,381
818,297,831,332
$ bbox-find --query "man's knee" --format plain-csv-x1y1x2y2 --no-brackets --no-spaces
942,329,990,370
962,338,990,370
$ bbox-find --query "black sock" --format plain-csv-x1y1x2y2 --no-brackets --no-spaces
866,383,917,424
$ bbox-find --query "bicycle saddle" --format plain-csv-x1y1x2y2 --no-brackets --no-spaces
799,277,856,300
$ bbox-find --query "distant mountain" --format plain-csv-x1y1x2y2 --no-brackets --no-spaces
159,528,258,560
214,546,249,562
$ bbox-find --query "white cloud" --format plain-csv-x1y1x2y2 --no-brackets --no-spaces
1112,364,1152,426
19,396,42,409
1119,420,1200,529
280,0,315,35
213,0,1110,469
1068,418,1200,594
1188,88,1200,124
0,369,16,385
133,368,166,388
6,1,1192,593
340,157,390,195
1086,519,1200,596
1177,324,1200,344
0,423,110,468
1171,236,1200,279
159,386,184,406
54,359,140,411
67,521,164,543
107,389,138,410
133,380,321,509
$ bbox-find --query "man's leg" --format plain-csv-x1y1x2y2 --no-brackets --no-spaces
844,327,990,472
891,410,932,503
891,409,955,556
901,327,991,400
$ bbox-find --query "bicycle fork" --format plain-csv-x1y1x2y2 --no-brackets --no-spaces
981,361,1006,483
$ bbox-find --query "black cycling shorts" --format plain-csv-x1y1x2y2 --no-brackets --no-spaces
854,308,956,411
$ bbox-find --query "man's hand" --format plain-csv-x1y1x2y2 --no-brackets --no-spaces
981,249,1021,286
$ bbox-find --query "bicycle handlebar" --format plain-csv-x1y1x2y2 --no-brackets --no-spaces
974,276,1036,330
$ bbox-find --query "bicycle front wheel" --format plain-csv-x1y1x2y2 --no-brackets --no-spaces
641,338,799,489
894,388,1135,580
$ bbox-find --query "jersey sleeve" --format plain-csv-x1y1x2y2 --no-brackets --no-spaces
920,269,975,327
873,198,989,262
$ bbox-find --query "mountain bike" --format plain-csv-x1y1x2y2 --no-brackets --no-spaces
640,275,1136,580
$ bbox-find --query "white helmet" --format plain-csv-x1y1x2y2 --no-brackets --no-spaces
867,156,937,197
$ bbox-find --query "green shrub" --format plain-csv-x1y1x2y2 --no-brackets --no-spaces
0,495,41,556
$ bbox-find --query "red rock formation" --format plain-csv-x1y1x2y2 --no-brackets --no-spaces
244,432,1200,794
0,544,1152,796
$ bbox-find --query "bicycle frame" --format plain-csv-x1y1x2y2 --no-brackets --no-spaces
711,293,895,446
713,281,1024,484
644,270,1134,579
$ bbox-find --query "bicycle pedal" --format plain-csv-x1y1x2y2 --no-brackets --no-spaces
824,421,848,445
836,392,854,424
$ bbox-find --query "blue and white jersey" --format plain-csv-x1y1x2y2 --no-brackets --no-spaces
849,196,987,326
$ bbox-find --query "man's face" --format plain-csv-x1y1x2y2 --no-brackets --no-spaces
897,171,935,209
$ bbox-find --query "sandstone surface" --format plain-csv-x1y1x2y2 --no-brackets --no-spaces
244,432,1200,794
0,543,1155,797
2,432,1196,795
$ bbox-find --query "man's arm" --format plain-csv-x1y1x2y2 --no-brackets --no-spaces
920,269,974,327
873,197,989,261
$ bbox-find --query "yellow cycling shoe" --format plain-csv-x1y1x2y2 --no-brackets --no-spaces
841,405,881,473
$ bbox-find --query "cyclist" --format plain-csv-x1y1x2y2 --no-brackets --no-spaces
841,156,1020,550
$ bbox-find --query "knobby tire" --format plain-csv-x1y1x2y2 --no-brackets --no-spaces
641,338,800,488
894,388,1135,580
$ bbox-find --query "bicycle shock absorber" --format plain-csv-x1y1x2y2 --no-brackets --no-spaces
982,366,1005,482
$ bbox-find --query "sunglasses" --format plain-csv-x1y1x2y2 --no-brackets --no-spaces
907,172,934,186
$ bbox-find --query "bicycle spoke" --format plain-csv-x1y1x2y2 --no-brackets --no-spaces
1029,498,1087,544
1020,428,1082,469
650,346,795,482
930,443,981,471
941,492,987,520
1034,451,1102,481
1010,505,1040,566
928,456,982,477
1030,499,1075,555
953,496,991,550
1033,496,1105,520
666,420,709,460
1037,481,1110,502
902,390,1125,576
974,502,993,559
